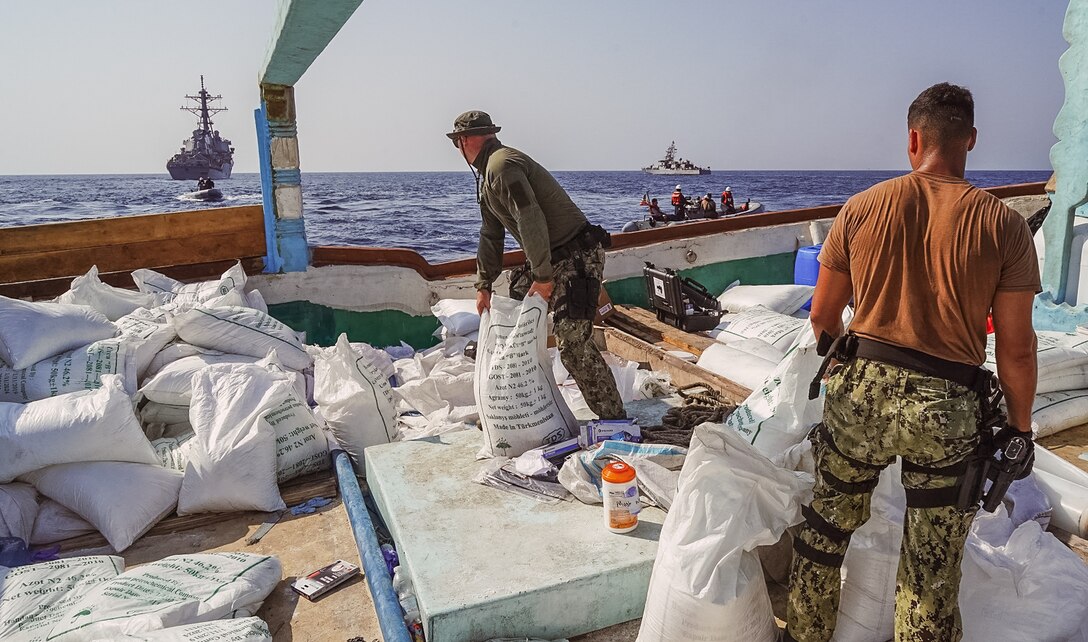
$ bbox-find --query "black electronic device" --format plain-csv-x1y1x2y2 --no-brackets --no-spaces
643,262,723,332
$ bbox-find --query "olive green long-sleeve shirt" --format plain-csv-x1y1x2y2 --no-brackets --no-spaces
473,139,588,291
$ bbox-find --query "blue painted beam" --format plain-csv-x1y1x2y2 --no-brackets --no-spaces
333,449,412,642
254,103,284,274
262,0,365,86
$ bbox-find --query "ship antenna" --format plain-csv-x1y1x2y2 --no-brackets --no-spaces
181,75,227,135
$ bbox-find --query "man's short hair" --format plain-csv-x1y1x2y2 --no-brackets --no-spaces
907,82,974,147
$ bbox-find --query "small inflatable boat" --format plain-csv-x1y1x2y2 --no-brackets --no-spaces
621,201,764,233
183,188,224,202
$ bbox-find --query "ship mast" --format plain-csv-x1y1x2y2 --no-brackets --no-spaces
664,141,677,163
181,75,227,134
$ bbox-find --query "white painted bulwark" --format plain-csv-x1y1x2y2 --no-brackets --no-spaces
274,185,303,220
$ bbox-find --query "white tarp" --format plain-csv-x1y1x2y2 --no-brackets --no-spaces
0,296,117,370
0,375,158,483
637,423,813,642
475,295,577,458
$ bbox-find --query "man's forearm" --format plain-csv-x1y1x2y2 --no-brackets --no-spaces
997,348,1037,431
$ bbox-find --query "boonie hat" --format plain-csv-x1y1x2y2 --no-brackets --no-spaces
446,111,502,139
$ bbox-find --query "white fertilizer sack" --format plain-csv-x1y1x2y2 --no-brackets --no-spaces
725,326,829,459
131,262,247,306
696,339,784,392
710,305,807,351
717,283,815,315
174,306,312,372
56,266,159,321
178,364,290,514
151,433,195,472
475,295,576,458
144,343,219,379
30,500,96,546
22,462,182,553
431,299,482,337
313,334,397,470
960,507,1088,641
97,617,272,641
114,310,178,380
0,338,138,403
261,390,329,483
46,552,280,641
0,295,117,370
1031,389,1088,438
0,483,38,543
0,375,158,483
637,425,812,642
139,354,262,405
0,555,125,641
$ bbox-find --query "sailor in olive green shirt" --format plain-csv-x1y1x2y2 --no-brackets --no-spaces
447,110,625,420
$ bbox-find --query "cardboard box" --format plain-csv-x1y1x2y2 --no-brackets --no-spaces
594,284,616,324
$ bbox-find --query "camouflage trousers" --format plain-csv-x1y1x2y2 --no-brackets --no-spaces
786,358,979,642
510,246,626,420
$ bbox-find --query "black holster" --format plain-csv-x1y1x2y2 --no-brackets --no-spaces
555,255,600,322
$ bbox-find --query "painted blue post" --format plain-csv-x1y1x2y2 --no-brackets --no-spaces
258,83,310,273
333,450,413,642
254,103,284,274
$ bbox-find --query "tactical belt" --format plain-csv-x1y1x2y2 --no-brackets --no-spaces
550,223,611,263
808,333,1001,510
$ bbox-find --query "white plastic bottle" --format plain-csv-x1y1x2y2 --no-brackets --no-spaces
602,461,640,533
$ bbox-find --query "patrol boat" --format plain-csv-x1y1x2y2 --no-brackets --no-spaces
642,141,711,175
166,76,235,181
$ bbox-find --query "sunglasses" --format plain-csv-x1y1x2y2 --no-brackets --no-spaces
450,136,462,149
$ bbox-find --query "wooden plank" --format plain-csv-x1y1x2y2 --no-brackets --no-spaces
54,470,338,552
0,257,265,300
0,206,264,256
1039,422,1088,475
597,326,752,404
1,231,266,283
607,305,718,356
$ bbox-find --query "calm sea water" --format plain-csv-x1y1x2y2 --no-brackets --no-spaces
0,170,1050,262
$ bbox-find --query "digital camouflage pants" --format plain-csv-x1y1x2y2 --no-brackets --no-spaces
510,246,626,420
786,357,979,642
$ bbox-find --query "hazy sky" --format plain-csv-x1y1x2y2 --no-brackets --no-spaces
0,1,1068,174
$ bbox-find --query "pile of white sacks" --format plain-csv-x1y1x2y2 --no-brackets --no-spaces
637,280,1088,642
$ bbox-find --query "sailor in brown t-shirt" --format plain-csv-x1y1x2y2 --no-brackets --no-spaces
785,84,1040,642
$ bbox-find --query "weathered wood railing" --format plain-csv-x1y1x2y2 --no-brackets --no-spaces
0,205,266,299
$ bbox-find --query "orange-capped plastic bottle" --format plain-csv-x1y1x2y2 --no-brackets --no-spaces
601,461,640,533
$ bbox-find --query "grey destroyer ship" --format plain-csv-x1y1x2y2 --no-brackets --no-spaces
641,141,710,175
166,76,234,180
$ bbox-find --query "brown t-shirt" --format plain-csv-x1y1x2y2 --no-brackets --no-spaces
820,171,1041,366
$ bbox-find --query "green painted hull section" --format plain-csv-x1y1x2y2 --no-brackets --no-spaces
269,252,796,347
269,301,441,348
604,251,797,308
